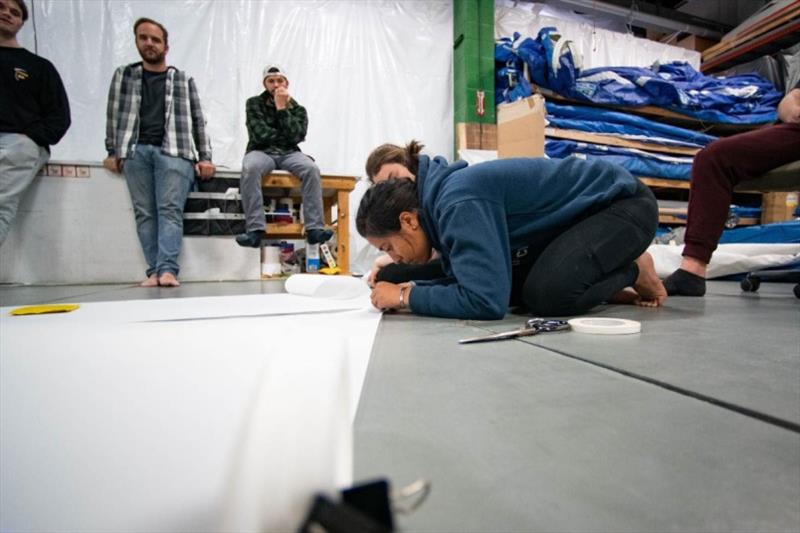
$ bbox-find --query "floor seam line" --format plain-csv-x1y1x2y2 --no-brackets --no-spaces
527,341,800,434
23,285,140,305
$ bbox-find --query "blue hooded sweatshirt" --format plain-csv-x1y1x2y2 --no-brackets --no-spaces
409,155,639,319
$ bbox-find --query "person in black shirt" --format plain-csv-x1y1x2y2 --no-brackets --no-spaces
0,0,70,245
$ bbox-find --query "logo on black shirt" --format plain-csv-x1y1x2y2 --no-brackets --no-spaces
14,68,29,81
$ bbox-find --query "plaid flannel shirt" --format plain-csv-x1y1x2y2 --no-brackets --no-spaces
105,62,212,162
245,91,307,155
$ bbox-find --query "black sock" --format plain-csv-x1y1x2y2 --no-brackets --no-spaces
663,268,706,296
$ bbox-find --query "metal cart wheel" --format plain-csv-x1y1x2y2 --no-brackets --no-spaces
724,213,740,229
740,275,761,292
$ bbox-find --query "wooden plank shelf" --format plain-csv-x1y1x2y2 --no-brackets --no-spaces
262,223,336,240
657,206,759,227
536,87,757,135
260,172,357,274
657,214,759,226
702,18,800,73
702,2,800,72
639,177,691,190
545,128,700,156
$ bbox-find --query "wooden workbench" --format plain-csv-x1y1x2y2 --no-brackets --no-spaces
261,172,357,274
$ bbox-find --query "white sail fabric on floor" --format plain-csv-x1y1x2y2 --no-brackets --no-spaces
0,286,381,532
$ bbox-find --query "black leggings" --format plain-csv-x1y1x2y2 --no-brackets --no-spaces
515,181,657,316
375,182,657,317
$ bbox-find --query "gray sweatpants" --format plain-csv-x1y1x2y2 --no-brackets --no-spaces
240,150,324,232
0,133,49,245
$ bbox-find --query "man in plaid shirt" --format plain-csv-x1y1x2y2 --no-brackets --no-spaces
104,17,215,287
236,64,331,248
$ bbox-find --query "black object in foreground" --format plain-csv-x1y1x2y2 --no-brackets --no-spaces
459,318,570,344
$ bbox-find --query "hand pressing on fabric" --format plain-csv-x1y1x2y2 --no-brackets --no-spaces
195,160,216,180
274,87,291,110
366,254,395,287
370,281,413,311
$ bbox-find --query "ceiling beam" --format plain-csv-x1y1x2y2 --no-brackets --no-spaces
550,0,732,38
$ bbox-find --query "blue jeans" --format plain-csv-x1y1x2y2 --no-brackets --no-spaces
240,151,324,232
123,144,194,277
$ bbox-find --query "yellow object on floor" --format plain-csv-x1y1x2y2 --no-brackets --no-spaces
320,243,338,269
10,304,80,316
319,266,342,275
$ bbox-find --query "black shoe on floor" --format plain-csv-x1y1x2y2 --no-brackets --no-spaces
235,230,263,248
306,228,333,244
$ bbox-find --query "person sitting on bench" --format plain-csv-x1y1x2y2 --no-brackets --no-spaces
664,81,800,296
236,64,331,248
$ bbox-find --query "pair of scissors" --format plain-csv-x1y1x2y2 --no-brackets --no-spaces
458,318,570,344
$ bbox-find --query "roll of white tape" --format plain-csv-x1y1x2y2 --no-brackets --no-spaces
567,317,641,335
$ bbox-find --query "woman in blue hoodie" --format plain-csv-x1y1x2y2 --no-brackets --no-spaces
357,141,666,319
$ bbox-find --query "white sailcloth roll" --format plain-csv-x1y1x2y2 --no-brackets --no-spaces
285,274,370,300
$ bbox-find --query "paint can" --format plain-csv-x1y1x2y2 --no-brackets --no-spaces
261,245,282,277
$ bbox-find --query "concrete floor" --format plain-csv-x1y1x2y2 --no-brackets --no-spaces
1,279,798,531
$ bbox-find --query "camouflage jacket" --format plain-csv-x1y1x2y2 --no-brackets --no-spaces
244,90,307,155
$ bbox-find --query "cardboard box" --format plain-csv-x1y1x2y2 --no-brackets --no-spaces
675,34,717,53
497,94,545,159
455,122,497,151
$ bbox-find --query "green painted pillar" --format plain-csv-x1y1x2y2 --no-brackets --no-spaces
453,0,495,153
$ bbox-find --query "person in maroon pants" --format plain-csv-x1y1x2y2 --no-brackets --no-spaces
664,81,800,296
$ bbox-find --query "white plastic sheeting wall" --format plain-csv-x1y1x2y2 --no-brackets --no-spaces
2,1,452,281
18,0,453,173
495,1,701,70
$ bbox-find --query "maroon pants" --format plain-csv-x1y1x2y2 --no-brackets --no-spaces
684,122,800,263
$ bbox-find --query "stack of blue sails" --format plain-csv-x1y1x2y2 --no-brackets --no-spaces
542,102,716,180
544,102,717,147
544,139,695,180
496,28,783,125
719,220,800,244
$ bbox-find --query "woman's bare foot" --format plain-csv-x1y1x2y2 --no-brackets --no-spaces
609,288,641,305
633,252,667,307
140,274,158,287
158,272,181,287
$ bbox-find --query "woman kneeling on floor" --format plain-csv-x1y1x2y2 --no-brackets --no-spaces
357,141,667,319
